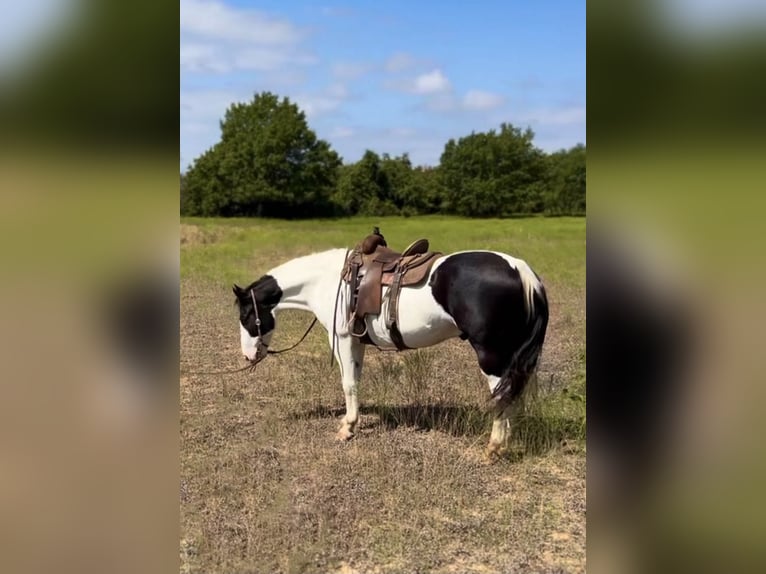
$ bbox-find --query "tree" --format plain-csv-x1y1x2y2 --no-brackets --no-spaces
181,92,341,217
408,166,445,214
331,152,444,216
180,96,585,218
333,150,399,215
439,123,548,217
545,144,586,215
180,173,187,213
183,145,230,216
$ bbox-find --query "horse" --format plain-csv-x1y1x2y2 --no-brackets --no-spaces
232,244,548,458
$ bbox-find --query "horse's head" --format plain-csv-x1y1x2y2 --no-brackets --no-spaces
233,276,282,362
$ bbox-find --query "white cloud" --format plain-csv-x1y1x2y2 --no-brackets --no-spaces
180,0,313,74
419,90,506,114
387,69,453,96
182,43,314,74
462,90,506,111
411,69,451,94
181,0,301,45
180,43,228,73
294,84,351,118
181,88,249,169
295,96,342,117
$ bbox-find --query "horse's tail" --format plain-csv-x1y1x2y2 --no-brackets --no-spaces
491,268,549,410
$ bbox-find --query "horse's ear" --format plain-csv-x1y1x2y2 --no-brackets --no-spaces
232,284,243,296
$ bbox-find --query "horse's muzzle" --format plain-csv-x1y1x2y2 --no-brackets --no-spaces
244,341,267,363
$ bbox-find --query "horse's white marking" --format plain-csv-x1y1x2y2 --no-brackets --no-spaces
481,371,509,449
497,253,542,319
240,324,258,360
482,371,511,455
239,323,273,361
485,374,501,394
489,416,511,450
331,334,364,440
363,256,461,349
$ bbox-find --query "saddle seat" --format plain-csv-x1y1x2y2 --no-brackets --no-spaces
342,228,442,350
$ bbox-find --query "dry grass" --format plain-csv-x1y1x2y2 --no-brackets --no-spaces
181,217,585,573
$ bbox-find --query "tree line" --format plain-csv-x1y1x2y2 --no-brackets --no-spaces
181,92,585,218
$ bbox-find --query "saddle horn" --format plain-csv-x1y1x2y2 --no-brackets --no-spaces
362,227,387,254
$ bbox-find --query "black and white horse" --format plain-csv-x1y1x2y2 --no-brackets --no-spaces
233,248,548,457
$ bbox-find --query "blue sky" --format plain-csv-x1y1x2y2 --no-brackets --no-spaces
180,0,586,171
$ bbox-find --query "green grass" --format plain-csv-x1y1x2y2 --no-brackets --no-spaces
181,215,585,287
181,215,586,573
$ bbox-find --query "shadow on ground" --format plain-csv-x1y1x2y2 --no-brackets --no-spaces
294,402,584,456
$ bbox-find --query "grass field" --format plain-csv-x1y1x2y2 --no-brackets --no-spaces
180,216,586,574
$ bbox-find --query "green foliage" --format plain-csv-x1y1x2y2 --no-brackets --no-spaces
409,166,445,214
439,124,549,217
182,92,341,218
331,151,446,216
180,92,585,218
333,150,394,215
545,144,586,215
385,156,444,215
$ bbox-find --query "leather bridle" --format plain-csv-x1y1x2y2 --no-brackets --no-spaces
250,288,268,362
247,288,317,363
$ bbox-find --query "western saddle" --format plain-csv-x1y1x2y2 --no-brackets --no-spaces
342,227,442,350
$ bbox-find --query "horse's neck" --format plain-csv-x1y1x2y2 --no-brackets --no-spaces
269,249,345,313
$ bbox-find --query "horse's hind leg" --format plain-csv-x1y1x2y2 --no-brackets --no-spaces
483,373,513,457
480,361,524,459
471,342,526,458
331,335,365,440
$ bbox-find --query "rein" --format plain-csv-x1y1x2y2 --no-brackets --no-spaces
183,289,318,377
250,289,319,357
265,317,318,356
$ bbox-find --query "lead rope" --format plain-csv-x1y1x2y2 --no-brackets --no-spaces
181,363,258,376
266,317,318,356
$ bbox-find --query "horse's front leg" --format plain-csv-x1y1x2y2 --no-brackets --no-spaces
332,335,365,440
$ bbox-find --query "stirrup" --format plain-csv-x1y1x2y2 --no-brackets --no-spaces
348,315,368,338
